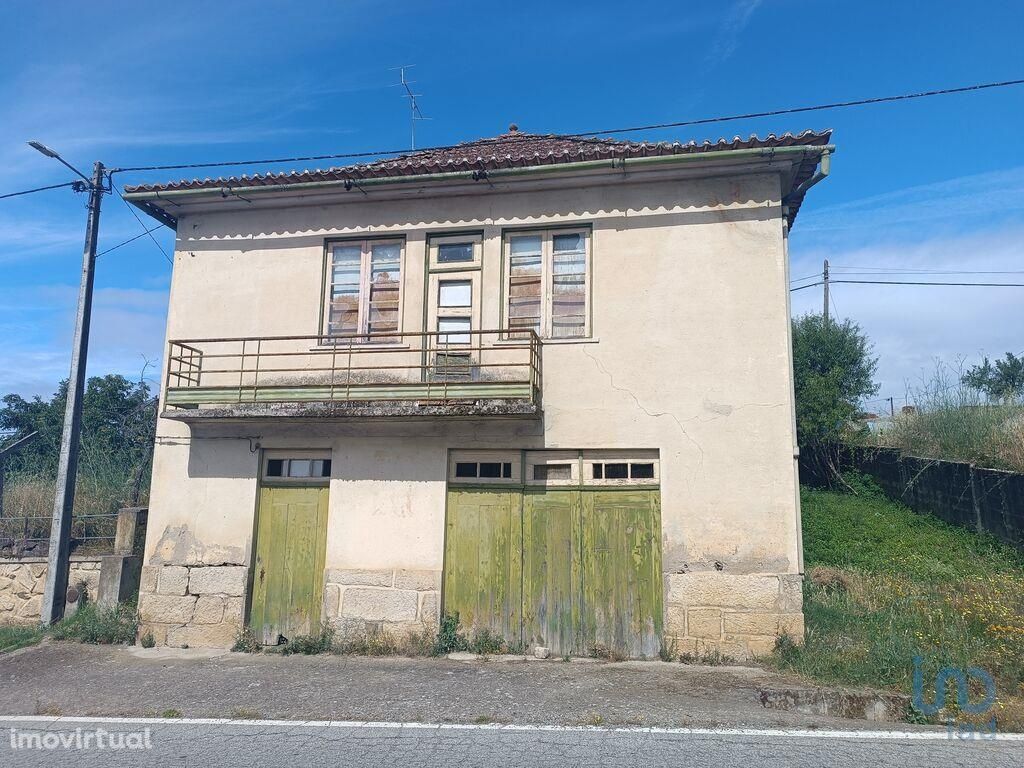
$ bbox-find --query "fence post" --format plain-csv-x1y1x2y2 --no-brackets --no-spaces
97,507,148,609
968,464,984,534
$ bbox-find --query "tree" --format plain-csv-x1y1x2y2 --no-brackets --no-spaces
0,375,157,501
792,314,879,449
962,352,1024,402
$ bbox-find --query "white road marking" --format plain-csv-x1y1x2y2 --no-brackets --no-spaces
0,716,1021,742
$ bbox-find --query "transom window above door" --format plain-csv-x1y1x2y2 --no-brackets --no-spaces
505,228,590,339
325,238,403,340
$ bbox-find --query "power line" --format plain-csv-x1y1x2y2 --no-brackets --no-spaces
830,267,1024,275
791,279,1024,291
113,77,1024,174
96,223,168,258
0,181,80,201
115,189,172,265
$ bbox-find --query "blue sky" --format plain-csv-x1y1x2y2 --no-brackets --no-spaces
2,0,1022,410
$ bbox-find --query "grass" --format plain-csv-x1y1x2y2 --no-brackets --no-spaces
0,624,45,653
769,480,1024,729
0,602,138,654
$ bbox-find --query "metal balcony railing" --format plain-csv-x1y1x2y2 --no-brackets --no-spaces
163,330,542,415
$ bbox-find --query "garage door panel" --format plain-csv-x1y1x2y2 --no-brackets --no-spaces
443,490,522,641
522,489,583,656
582,490,663,658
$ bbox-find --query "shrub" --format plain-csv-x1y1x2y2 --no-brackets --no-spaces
281,624,334,655
51,602,138,645
231,627,261,654
432,613,469,656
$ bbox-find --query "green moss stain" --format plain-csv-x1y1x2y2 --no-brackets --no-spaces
444,486,662,658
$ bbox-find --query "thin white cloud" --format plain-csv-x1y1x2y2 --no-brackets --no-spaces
704,0,764,68
790,224,1024,403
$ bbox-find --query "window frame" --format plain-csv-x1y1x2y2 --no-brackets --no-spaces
581,450,660,487
524,450,580,487
261,450,333,486
502,226,591,340
448,451,521,485
322,236,405,341
428,232,483,272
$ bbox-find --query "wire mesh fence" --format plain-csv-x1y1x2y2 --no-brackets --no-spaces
0,512,119,558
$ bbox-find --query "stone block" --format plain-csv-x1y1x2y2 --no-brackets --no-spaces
16,595,42,619
778,612,805,638
418,591,439,624
138,622,170,646
722,611,782,636
139,565,159,594
156,566,189,596
340,587,418,623
31,575,46,595
779,575,804,612
14,567,35,593
166,622,237,649
325,568,393,587
188,566,247,596
139,593,197,624
743,636,778,658
686,608,722,639
322,584,341,620
222,597,245,623
394,570,441,591
0,592,17,612
664,604,686,637
192,596,226,625
666,573,781,611
29,564,47,578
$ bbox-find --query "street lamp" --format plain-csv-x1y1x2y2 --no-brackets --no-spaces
27,140,107,625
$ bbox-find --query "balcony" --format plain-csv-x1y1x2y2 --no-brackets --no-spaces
161,330,542,421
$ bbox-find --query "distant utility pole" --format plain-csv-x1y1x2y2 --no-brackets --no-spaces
28,141,108,625
887,396,895,417
823,259,830,324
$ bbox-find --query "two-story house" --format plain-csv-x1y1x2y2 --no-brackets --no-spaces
125,127,832,658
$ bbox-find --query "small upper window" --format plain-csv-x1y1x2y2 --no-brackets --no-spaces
453,461,512,479
438,242,475,263
588,457,658,484
533,464,572,481
429,234,483,270
265,457,332,479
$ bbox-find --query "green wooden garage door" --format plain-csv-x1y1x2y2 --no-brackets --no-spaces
444,487,662,658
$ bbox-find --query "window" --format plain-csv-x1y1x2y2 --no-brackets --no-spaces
429,233,482,270
505,228,589,339
437,279,473,345
585,454,659,485
326,239,403,339
265,457,332,479
438,242,475,263
533,464,572,481
454,461,513,479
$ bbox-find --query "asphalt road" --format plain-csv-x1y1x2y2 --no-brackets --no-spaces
1,718,1021,768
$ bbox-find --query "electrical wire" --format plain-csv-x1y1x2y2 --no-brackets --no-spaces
0,181,80,200
791,279,1024,291
96,223,168,258
115,189,172,265
113,77,1024,174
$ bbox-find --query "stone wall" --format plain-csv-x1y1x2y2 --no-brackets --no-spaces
323,568,440,636
0,557,103,624
138,564,246,647
663,572,804,659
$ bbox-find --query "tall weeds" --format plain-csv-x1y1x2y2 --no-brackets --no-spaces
869,362,1024,472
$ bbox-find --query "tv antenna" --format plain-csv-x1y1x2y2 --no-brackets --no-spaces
392,65,430,149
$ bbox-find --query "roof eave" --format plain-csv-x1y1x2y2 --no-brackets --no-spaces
124,143,835,229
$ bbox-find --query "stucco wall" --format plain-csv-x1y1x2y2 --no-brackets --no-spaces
144,168,802,652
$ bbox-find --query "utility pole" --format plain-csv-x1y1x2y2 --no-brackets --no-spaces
887,396,895,417
40,158,105,625
823,259,830,324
